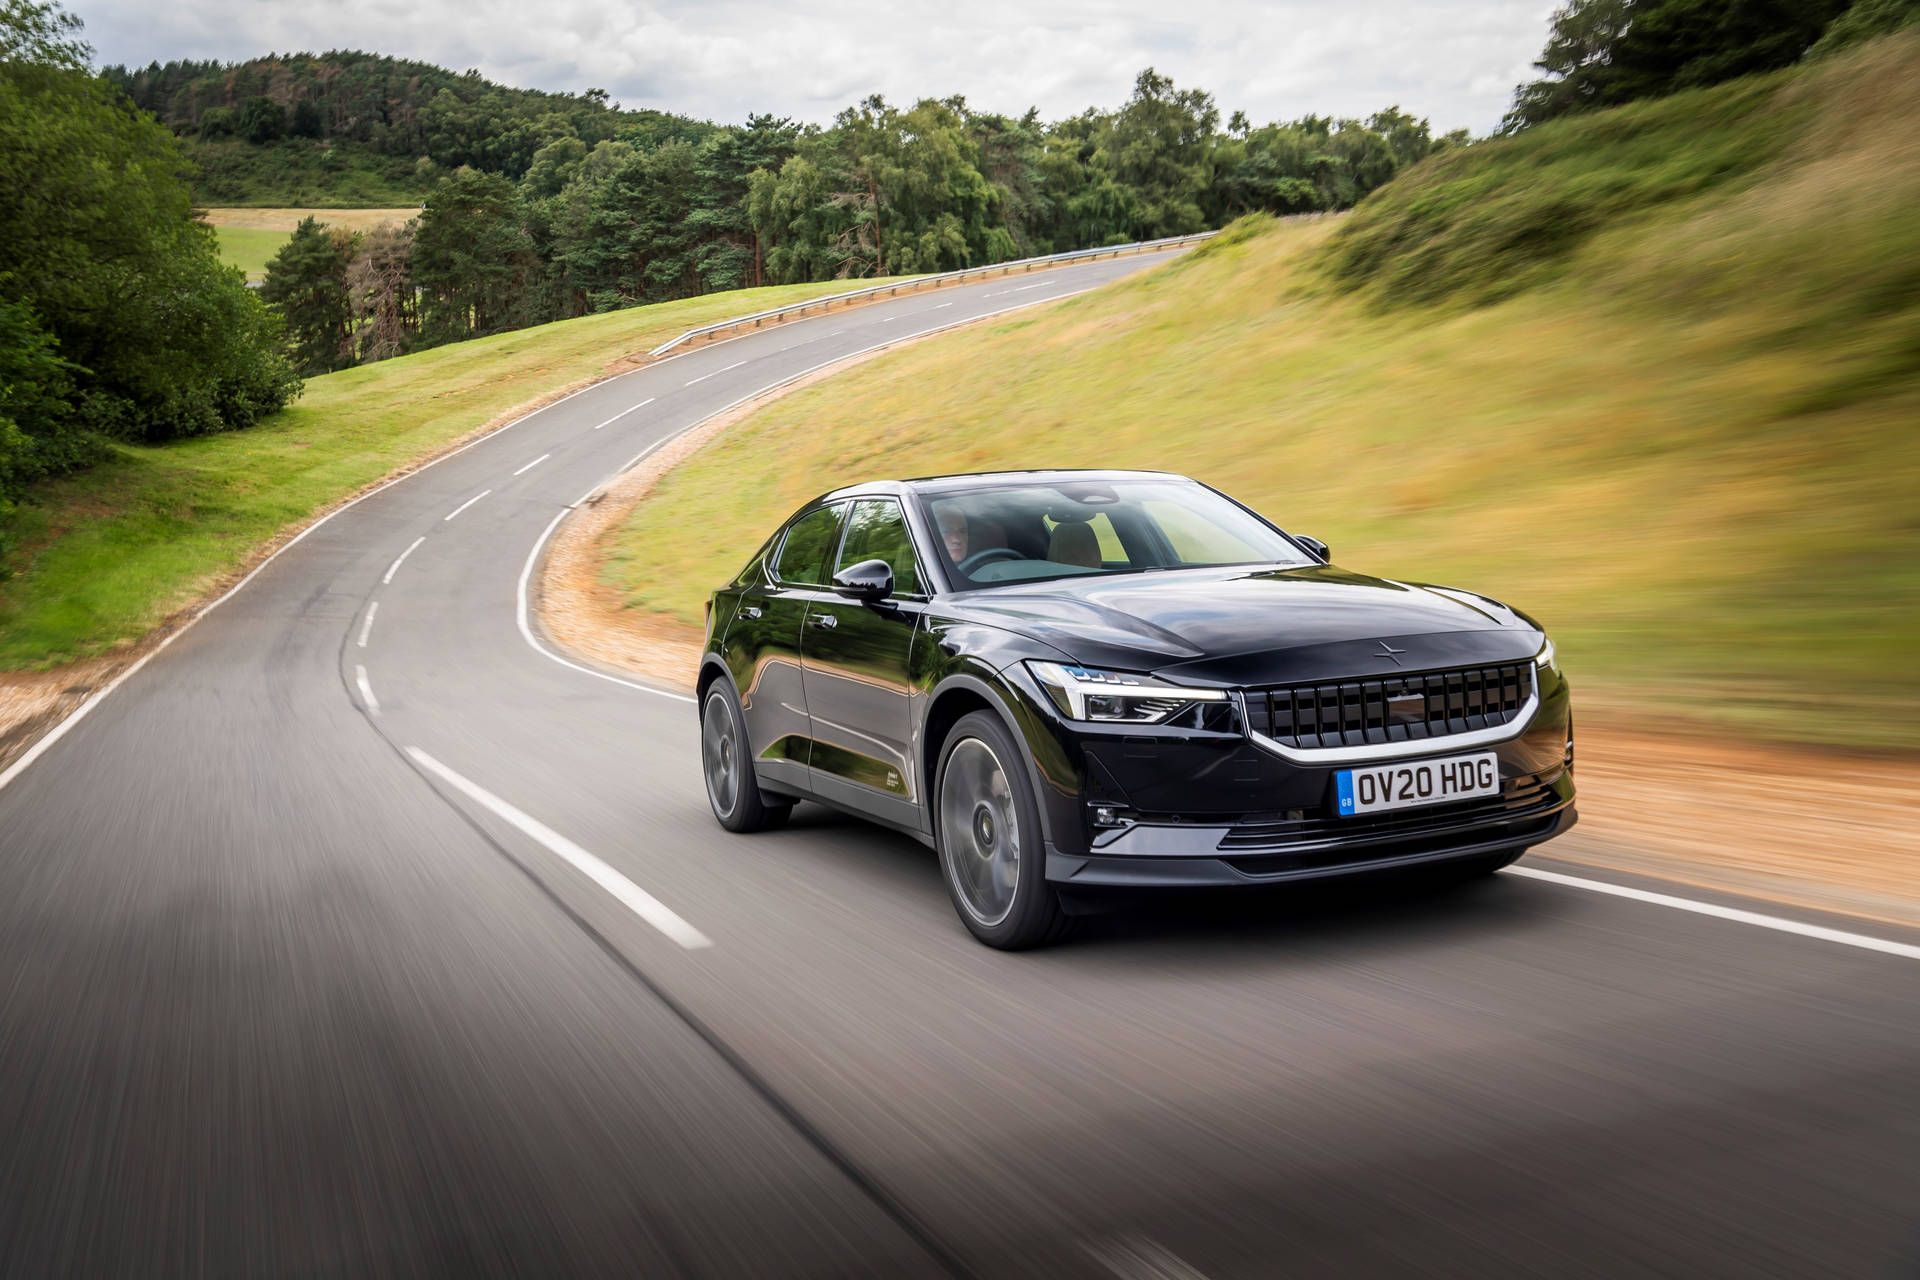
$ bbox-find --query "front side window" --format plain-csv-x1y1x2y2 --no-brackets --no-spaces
836,499,922,595
923,478,1311,590
773,504,845,585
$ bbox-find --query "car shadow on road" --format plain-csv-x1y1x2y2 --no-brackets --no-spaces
780,802,1558,965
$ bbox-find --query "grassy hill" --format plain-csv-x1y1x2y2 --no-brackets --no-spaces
603,34,1920,750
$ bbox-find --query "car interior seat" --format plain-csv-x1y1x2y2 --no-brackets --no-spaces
1047,519,1102,568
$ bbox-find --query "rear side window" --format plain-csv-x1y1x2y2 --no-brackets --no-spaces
836,499,921,595
773,504,844,585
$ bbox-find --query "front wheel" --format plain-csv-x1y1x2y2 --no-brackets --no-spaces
934,711,1071,949
701,683,791,833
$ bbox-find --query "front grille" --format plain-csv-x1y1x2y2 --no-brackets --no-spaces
1244,662,1534,751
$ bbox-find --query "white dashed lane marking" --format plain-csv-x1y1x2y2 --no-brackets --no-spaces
382,536,425,585
408,747,714,950
685,361,747,386
354,665,380,715
443,489,491,522
591,397,654,430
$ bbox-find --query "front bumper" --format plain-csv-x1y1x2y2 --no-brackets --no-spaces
1048,799,1575,888
997,660,1577,888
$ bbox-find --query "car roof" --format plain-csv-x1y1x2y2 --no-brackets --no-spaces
816,469,1189,504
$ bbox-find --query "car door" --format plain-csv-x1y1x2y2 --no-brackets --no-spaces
799,497,927,827
735,502,846,797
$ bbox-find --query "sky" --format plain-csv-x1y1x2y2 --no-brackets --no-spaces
79,0,1560,137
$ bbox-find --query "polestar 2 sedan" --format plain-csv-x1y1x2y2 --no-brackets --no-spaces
697,470,1575,948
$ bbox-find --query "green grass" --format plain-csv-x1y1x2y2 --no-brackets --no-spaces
605,35,1920,750
0,277,916,669
212,225,292,281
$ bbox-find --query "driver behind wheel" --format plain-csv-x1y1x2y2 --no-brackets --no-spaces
936,505,970,564
935,503,1009,574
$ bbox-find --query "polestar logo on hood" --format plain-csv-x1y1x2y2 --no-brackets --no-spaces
1376,641,1407,664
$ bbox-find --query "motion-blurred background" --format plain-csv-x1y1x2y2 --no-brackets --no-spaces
2,0,1917,1274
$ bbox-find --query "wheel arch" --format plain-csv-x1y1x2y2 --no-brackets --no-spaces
921,671,1057,847
695,655,732,715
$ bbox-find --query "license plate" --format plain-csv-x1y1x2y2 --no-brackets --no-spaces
1336,751,1500,816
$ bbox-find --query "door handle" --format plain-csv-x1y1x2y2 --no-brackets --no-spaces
740,606,763,620
807,612,838,630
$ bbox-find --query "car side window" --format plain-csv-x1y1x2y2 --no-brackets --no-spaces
836,499,921,595
773,504,845,586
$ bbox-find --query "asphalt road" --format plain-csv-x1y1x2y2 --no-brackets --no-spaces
3,252,1917,1278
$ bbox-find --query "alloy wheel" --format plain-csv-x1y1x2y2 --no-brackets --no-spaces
701,690,739,819
940,736,1021,926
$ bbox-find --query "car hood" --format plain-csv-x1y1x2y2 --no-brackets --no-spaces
944,564,1543,686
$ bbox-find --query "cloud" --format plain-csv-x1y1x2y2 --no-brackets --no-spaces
78,0,1557,135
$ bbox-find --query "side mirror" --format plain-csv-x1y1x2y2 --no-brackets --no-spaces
1295,535,1330,562
832,558,894,601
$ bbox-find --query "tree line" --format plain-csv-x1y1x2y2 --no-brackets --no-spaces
262,74,1458,375
102,50,709,177
1,0,299,563
1504,0,1918,129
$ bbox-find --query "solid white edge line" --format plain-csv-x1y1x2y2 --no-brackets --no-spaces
516,510,697,704
1503,866,1920,962
356,601,378,648
354,664,380,715
407,746,713,949
382,535,426,585
512,452,551,476
443,488,492,522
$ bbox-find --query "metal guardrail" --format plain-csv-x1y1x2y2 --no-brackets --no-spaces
646,231,1216,358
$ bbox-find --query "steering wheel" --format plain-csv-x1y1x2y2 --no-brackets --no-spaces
957,547,1023,576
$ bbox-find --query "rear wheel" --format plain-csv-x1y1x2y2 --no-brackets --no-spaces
934,711,1071,949
701,683,791,833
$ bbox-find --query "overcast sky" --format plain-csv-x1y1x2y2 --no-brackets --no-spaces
79,0,1558,137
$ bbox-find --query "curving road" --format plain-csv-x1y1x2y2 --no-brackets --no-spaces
2,252,1917,1278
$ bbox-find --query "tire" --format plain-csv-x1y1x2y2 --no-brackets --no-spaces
700,682,791,833
933,711,1071,949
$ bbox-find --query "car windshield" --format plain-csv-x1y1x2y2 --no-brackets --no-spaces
921,478,1312,590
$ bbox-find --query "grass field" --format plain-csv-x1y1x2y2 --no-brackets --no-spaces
203,207,419,281
0,278,913,670
605,37,1920,750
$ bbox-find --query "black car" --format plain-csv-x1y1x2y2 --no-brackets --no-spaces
697,470,1575,948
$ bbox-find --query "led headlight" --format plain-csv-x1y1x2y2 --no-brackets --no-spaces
1026,661,1227,724
1534,636,1559,674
